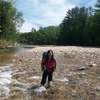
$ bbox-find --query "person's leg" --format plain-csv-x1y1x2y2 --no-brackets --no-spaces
47,72,53,87
41,70,48,86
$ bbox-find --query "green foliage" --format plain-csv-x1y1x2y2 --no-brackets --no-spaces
18,26,60,45
58,6,89,45
0,26,2,32
57,2,100,46
85,11,100,46
0,0,24,45
0,38,14,49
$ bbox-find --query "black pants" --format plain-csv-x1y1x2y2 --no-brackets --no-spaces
41,70,53,85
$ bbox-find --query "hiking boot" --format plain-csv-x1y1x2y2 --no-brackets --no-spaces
46,82,51,88
40,84,44,87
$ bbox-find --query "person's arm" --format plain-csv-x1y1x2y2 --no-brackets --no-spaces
53,58,57,71
41,61,44,71
41,58,46,71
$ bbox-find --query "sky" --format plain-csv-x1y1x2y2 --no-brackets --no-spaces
14,0,97,32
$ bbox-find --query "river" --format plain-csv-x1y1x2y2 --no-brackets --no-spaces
0,45,34,99
0,45,35,65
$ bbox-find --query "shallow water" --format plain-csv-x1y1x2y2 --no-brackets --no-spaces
0,45,33,66
0,64,13,98
0,45,34,99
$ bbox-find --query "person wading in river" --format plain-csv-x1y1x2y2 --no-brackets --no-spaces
40,50,57,88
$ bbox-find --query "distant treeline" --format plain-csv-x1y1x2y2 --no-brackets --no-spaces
19,0,100,46
0,0,100,47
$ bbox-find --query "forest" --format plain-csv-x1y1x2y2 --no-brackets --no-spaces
0,0,100,48
0,0,24,48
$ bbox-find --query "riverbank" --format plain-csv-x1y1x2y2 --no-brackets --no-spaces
0,46,100,100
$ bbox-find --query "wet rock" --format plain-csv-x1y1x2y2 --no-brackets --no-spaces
89,92,97,100
0,93,5,99
68,79,78,84
95,86,100,91
19,59,22,62
78,66,86,70
28,85,46,96
71,89,77,97
9,90,24,100
45,87,59,99
12,74,22,79
89,62,97,67
55,77,69,82
30,76,40,80
96,70,100,74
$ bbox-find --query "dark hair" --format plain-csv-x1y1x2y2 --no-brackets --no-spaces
46,50,54,62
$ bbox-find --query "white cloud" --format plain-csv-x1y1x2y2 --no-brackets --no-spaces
48,0,65,4
15,0,97,32
19,22,33,33
19,22,39,33
86,0,96,7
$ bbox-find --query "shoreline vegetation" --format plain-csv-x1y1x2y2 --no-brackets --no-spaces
0,39,19,49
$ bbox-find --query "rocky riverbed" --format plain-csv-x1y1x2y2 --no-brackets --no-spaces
0,46,100,100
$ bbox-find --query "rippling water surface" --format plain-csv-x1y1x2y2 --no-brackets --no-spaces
0,45,33,99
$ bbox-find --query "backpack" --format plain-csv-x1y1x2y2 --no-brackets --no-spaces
42,51,48,58
42,51,47,71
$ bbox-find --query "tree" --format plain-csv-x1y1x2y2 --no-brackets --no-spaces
31,27,36,32
85,2,100,46
0,0,24,41
58,6,89,45
36,26,59,45
95,0,100,10
18,26,60,45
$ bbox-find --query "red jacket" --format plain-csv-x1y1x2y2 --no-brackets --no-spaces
42,57,57,72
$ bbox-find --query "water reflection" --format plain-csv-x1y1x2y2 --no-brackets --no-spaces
0,48,14,66
0,45,33,66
